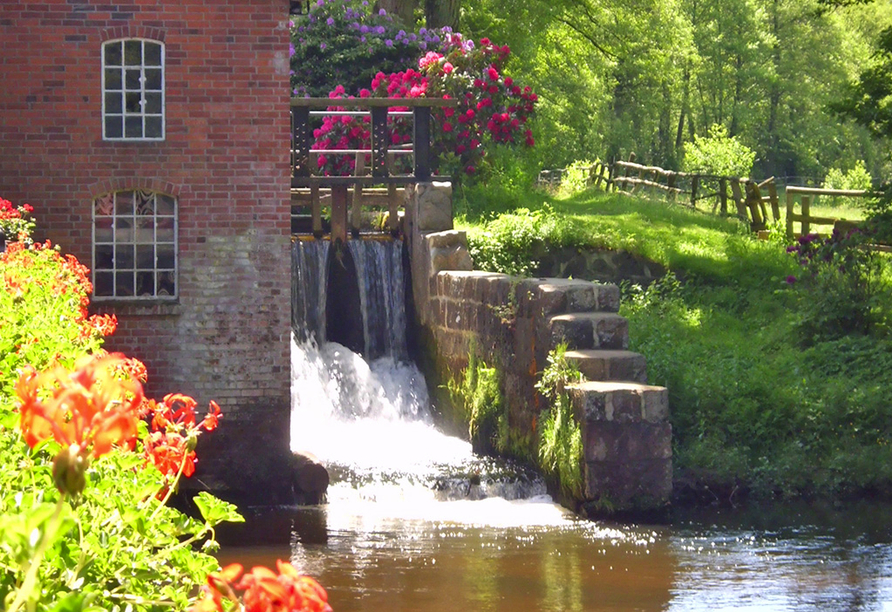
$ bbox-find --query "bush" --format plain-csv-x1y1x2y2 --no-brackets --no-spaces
683,124,756,178
0,198,330,612
310,32,537,180
291,0,438,97
465,206,572,277
785,229,890,343
822,160,875,208
558,159,598,197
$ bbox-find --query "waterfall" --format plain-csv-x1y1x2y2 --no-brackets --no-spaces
290,237,549,507
291,238,406,360
291,239,329,344
348,239,408,361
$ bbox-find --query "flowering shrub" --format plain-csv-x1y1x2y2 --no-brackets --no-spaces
311,33,537,178
0,238,116,403
0,197,330,612
291,0,442,97
0,196,35,244
785,228,889,342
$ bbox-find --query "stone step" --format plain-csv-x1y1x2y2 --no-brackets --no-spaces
567,381,668,424
547,312,629,350
564,349,647,384
517,278,620,318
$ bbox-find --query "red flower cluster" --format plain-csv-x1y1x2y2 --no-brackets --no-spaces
16,353,145,493
143,392,221,482
309,33,537,178
0,196,36,243
191,561,332,612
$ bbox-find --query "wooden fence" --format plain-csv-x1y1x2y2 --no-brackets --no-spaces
784,186,873,237
540,155,781,231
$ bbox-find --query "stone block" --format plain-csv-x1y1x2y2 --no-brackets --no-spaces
583,458,672,508
583,421,672,462
643,386,669,423
594,284,621,312
565,349,647,383
413,181,454,232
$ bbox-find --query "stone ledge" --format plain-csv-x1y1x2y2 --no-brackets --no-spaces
568,381,669,423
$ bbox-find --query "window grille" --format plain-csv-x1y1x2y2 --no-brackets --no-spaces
93,190,177,299
102,39,164,140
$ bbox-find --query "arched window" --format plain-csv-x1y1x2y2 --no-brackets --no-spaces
102,39,164,140
93,190,177,299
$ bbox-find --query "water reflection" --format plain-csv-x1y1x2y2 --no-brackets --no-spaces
219,503,892,612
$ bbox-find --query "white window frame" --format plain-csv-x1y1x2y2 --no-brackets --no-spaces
92,190,178,301
101,38,165,141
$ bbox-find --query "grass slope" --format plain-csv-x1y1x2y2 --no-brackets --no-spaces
457,185,892,502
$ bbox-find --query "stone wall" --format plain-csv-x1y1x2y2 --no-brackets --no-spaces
405,183,672,515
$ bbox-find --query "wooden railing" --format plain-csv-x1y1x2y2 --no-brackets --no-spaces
784,186,873,237
540,155,780,231
290,97,456,242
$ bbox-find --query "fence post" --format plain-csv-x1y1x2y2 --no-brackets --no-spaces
766,179,780,222
331,185,349,245
413,105,432,181
387,184,399,234
786,189,795,238
731,178,745,217
595,163,607,190
747,181,765,230
371,106,389,178
351,154,364,237
667,172,677,202
690,175,699,207
801,195,811,236
292,105,311,178
311,184,322,238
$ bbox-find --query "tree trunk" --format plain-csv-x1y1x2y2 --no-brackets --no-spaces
425,0,460,30
377,0,417,27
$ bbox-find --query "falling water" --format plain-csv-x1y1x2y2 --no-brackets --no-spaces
289,237,555,516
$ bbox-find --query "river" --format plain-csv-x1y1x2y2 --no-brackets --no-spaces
216,339,892,612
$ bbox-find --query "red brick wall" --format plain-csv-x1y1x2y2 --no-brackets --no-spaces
0,0,294,504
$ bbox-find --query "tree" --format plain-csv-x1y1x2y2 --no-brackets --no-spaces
425,0,461,29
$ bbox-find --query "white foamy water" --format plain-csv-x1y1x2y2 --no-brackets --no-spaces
288,336,578,528
290,339,472,470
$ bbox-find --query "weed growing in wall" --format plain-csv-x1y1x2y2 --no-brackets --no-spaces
535,344,584,499
448,351,504,455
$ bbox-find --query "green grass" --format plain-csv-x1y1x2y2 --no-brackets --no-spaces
459,184,892,502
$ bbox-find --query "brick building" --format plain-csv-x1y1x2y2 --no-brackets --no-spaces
0,1,295,504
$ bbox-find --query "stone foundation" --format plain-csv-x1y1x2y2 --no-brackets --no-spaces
405,183,672,516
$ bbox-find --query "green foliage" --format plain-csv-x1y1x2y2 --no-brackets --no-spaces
832,21,892,140
448,351,504,454
822,160,875,208
558,160,598,196
460,186,892,500
535,344,583,499
823,160,873,192
0,244,106,410
785,230,890,342
0,222,242,610
683,124,756,178
290,0,433,96
465,205,581,277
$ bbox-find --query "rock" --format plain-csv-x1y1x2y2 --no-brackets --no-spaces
291,451,329,505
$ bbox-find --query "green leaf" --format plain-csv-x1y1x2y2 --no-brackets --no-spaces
192,491,244,526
